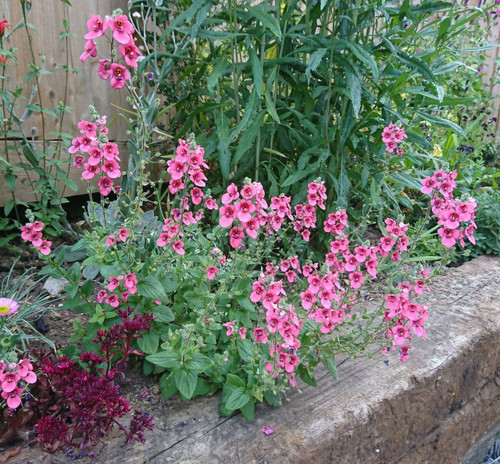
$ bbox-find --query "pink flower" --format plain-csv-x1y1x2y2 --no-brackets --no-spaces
253,327,268,343
118,228,130,242
123,273,138,290
239,327,247,339
1,387,23,409
105,294,120,308
219,205,236,228
0,298,18,316
98,59,113,80
229,227,245,249
437,227,459,248
79,39,97,62
84,15,106,39
98,176,114,196
206,266,218,281
101,159,121,178
0,371,20,392
348,271,364,289
261,425,274,435
110,63,130,89
223,320,236,336
172,240,185,255
118,39,141,68
37,240,52,256
105,235,116,247
106,15,135,44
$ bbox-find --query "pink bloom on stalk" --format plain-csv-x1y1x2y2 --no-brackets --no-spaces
106,15,135,44
105,294,120,308
235,200,255,223
221,183,239,204
390,325,411,346
118,228,130,242
97,290,107,303
88,146,104,165
223,320,236,336
118,39,141,68
84,15,106,39
243,217,259,239
98,176,114,196
348,271,364,289
299,290,316,310
399,345,411,362
205,198,218,210
239,327,247,339
1,387,23,409
105,235,116,247
101,159,121,178
77,120,97,138
98,59,113,80
172,240,185,255
17,359,36,384
110,63,130,89
124,273,138,290
82,163,100,180
420,176,436,194
190,169,207,187
219,205,236,228
79,39,97,62
102,142,119,161
437,227,459,248
0,371,20,392
206,266,218,281
73,154,85,168
38,240,52,256
253,327,268,343
379,235,395,252
108,276,121,292
229,227,245,249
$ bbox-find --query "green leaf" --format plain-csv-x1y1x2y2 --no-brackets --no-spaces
185,352,213,373
388,172,423,191
248,46,263,97
323,357,338,380
225,373,246,389
175,369,198,399
233,111,265,167
415,111,466,138
137,275,169,302
264,88,280,124
4,173,16,191
137,330,159,355
146,348,180,369
159,372,178,399
395,51,436,84
282,163,318,187
225,387,250,412
305,48,327,84
240,399,255,421
336,40,379,81
236,337,253,362
154,306,175,323
207,57,227,92
346,70,361,118
247,5,282,40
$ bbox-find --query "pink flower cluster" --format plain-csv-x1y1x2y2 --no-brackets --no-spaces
97,273,138,308
382,122,407,156
420,170,476,248
81,13,141,89
0,359,37,409
248,209,424,370
219,182,269,248
383,270,431,362
21,221,51,255
167,139,209,194
249,278,303,384
70,116,121,196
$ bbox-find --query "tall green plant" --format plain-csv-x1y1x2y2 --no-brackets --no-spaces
131,0,495,220
0,0,79,237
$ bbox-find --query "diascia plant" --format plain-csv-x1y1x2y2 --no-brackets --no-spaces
28,9,477,420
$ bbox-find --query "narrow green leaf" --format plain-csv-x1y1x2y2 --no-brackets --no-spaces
248,46,263,97
247,5,282,40
207,57,226,92
346,70,361,118
282,164,318,187
415,111,466,138
264,89,280,124
395,51,436,84
336,40,379,81
305,48,327,84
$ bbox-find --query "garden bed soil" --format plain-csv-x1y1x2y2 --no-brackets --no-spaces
0,255,499,463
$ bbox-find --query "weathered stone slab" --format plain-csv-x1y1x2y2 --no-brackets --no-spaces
16,256,500,463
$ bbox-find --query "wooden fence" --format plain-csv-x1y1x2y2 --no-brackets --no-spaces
0,0,129,206
0,1,499,207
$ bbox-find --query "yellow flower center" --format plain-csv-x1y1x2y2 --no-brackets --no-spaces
0,305,10,315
